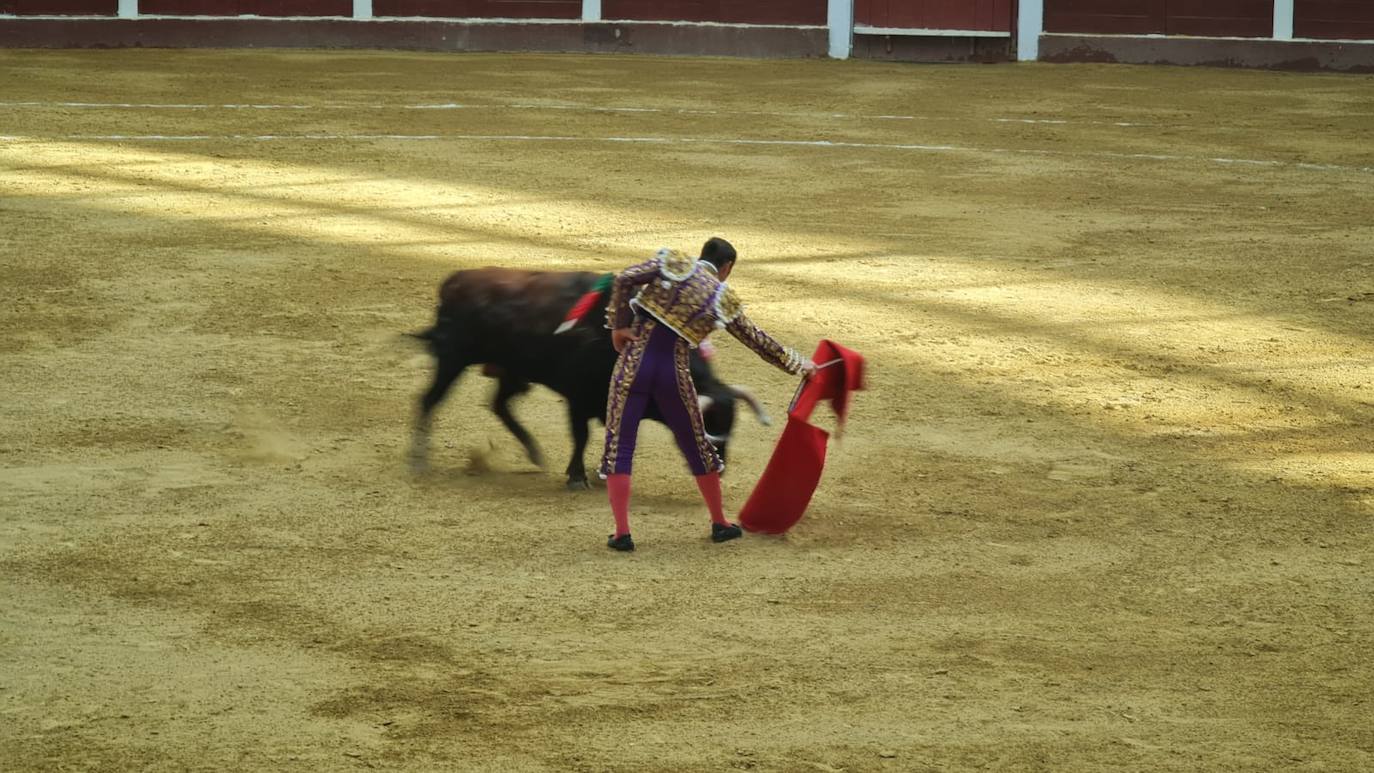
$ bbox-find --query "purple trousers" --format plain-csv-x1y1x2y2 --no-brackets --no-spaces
601,320,721,477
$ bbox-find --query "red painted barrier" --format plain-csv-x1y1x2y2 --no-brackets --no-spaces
139,1,350,15
0,0,116,14
1046,0,1273,38
602,1,826,26
375,0,580,19
856,0,1012,32
1297,0,1374,40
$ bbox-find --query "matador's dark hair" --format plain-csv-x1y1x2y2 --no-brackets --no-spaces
699,237,737,270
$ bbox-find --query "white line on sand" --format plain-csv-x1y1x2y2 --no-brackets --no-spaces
4,132,1365,174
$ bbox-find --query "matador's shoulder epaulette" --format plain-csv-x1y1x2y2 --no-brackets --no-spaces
713,284,743,329
655,248,698,281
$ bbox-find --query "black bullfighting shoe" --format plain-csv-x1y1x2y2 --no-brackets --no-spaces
607,533,635,552
711,523,743,543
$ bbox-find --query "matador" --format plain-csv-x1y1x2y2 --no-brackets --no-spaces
601,237,814,551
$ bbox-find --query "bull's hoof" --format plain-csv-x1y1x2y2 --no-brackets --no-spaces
711,523,743,543
607,533,635,552
566,476,591,491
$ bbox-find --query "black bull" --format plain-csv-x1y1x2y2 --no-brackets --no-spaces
408,268,769,489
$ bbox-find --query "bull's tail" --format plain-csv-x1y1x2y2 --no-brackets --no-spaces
404,328,438,354
405,313,456,356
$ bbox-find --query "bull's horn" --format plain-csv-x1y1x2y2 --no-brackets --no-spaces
728,385,772,426
698,395,715,413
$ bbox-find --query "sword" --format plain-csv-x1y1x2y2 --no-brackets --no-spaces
787,358,845,414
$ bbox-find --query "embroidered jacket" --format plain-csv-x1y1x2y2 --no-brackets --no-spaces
605,248,806,374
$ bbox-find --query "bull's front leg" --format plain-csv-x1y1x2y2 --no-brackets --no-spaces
492,377,545,469
565,407,592,491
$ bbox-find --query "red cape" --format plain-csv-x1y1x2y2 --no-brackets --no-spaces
738,341,865,534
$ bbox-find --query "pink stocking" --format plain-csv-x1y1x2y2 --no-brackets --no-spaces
695,472,730,526
607,474,632,537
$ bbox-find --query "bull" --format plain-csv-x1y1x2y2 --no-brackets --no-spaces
408,268,768,489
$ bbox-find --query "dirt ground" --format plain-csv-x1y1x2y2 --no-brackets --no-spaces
1,49,1371,772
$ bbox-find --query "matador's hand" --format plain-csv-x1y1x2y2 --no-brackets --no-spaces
612,328,639,353
799,359,818,378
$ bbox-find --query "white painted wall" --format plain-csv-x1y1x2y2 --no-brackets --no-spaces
828,0,853,59
353,1,372,20
1273,0,1295,40
583,0,602,23
1018,0,1043,61
117,0,137,18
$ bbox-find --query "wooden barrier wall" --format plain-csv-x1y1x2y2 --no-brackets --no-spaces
0,0,826,24
139,1,351,16
1044,1,1274,38
856,0,1012,32
1296,0,1374,39
600,1,826,26
1,0,117,13
374,1,579,20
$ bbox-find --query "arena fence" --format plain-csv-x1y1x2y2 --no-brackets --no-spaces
1,1,1371,70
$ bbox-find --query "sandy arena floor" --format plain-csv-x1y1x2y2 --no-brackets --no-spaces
1,50,1372,771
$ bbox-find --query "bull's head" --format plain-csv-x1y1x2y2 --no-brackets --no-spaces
698,385,771,471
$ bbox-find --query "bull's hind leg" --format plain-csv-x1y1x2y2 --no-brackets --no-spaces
565,408,593,491
410,357,467,473
492,377,545,469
